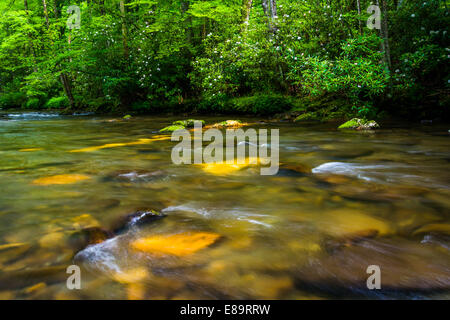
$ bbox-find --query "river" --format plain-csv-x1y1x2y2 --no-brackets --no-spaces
0,112,449,299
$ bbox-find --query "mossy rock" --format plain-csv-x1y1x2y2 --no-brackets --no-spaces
211,120,244,128
338,118,380,130
159,124,186,133
173,119,205,128
294,112,320,122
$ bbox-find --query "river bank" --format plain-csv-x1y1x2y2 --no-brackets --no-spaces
2,92,449,124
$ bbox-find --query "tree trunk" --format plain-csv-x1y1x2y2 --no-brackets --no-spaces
52,0,61,20
380,0,392,70
42,0,50,28
99,0,105,15
43,0,75,108
60,74,75,108
269,0,277,20
25,0,38,72
262,0,271,29
181,0,193,43
357,0,362,35
376,0,391,71
119,0,129,59
243,0,253,29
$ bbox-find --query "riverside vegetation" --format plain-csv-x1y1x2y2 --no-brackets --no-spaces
0,1,448,122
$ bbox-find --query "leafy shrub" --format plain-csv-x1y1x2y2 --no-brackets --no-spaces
287,35,389,118
0,92,26,109
131,101,152,112
25,98,41,109
231,95,293,115
45,96,69,109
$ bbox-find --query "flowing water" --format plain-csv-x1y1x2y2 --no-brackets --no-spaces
0,112,449,300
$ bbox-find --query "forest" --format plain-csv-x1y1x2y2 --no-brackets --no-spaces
1,1,450,302
0,0,449,121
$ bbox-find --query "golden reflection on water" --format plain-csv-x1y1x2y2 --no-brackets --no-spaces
0,115,449,299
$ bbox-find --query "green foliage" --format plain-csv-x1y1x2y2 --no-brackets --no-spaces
25,98,41,109
0,0,447,119
45,96,69,109
195,94,292,115
230,95,293,115
295,112,320,122
0,92,26,109
287,35,389,118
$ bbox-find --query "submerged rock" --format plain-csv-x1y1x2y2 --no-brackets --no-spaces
338,118,380,130
68,227,113,251
71,214,101,229
0,265,67,290
294,238,450,297
318,209,393,238
200,163,248,175
278,163,312,177
39,232,66,249
0,242,32,265
32,174,91,185
131,232,221,257
412,223,450,237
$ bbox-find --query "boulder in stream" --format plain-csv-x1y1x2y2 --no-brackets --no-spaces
210,120,246,129
173,119,205,128
68,227,113,251
338,118,380,130
112,210,167,234
159,124,186,133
